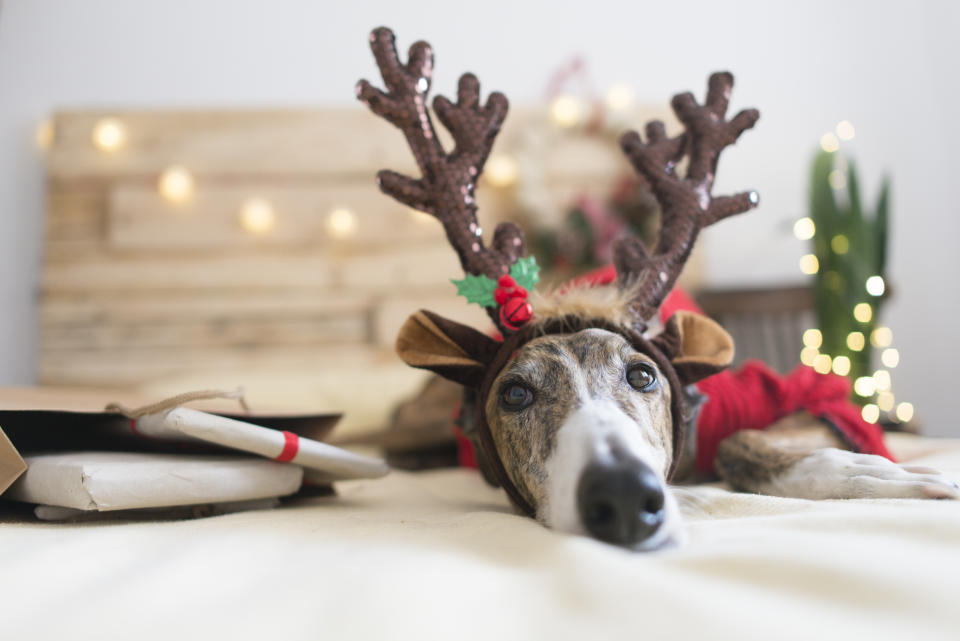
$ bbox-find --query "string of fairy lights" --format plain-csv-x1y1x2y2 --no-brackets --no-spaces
794,122,912,427
34,79,627,239
34,116,381,240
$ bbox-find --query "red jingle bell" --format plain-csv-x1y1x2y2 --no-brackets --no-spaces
500,297,533,330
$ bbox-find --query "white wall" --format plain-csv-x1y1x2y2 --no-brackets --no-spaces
0,0,957,434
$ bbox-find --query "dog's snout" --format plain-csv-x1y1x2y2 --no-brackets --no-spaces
576,461,666,545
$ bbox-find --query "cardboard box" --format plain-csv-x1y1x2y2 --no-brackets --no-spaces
0,428,27,495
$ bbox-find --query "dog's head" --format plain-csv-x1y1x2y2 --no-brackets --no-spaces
396,305,733,550
358,29,757,550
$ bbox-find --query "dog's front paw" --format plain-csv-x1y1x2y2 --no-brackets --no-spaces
767,448,960,500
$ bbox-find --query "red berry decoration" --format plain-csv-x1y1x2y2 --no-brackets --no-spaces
500,297,534,330
498,275,516,288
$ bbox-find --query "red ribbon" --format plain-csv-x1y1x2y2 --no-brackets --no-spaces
275,430,300,463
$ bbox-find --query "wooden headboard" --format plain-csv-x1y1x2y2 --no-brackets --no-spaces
40,105,698,434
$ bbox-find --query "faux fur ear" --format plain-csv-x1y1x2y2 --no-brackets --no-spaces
395,310,501,388
650,310,734,384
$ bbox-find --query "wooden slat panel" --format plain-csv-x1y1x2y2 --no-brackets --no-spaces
372,295,493,349
44,175,636,261
49,111,412,179
48,107,674,180
334,245,471,291
42,314,369,351
107,181,447,250
106,175,637,252
45,189,106,253
41,291,371,325
42,253,335,292
38,343,394,387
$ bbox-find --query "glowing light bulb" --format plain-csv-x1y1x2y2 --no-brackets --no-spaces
853,303,873,323
485,154,519,188
828,169,847,190
799,254,819,275
895,402,914,423
831,355,851,376
877,391,895,412
865,275,885,296
92,118,126,152
873,370,891,392
854,376,876,397
802,329,823,349
836,120,855,141
813,354,832,374
800,347,819,366
793,217,815,240
881,348,899,368
846,331,865,351
605,84,634,111
831,234,850,255
861,404,880,424
35,119,54,150
157,166,194,204
326,207,358,239
239,198,276,234
871,326,893,348
820,132,839,153
549,95,583,128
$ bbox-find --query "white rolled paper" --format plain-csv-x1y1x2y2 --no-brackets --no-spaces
136,408,389,480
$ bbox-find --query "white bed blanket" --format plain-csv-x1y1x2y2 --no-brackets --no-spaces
2,434,959,641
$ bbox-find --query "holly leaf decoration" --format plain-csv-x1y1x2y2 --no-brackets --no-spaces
451,273,498,308
510,256,540,291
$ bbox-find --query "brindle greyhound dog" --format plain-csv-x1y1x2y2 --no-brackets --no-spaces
357,27,958,550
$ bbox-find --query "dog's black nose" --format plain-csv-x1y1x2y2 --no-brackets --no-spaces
576,461,666,545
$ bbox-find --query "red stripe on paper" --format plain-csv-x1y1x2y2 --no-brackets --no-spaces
275,430,300,462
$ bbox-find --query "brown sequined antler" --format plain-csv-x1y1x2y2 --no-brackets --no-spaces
616,72,760,323
356,27,525,328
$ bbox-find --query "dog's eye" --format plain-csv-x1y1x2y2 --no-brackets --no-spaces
501,384,534,410
627,363,657,391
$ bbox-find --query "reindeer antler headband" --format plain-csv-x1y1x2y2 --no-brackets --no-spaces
358,27,758,333
356,27,531,334
358,27,759,514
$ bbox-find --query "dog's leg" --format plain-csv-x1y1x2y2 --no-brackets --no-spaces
714,413,959,500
